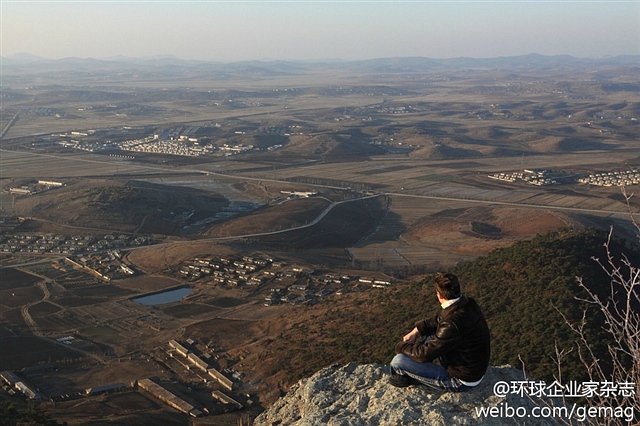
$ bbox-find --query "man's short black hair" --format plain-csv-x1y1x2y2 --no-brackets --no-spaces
434,272,461,300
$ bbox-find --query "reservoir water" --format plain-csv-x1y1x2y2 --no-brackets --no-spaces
132,287,192,306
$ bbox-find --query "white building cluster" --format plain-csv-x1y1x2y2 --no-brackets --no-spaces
72,141,119,152
487,172,522,183
218,143,253,155
119,137,215,157
577,169,640,187
521,170,559,186
488,170,558,186
0,232,149,255
489,167,640,188
8,180,66,196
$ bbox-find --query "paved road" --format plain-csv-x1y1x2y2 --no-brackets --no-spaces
386,191,634,216
0,112,19,139
3,145,634,217
1,194,383,269
212,194,382,240
15,270,108,364
2,146,636,269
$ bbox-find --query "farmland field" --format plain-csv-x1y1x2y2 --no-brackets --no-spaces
0,336,86,370
1,56,639,424
0,268,42,289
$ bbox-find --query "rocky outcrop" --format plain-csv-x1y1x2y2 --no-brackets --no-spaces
254,363,560,425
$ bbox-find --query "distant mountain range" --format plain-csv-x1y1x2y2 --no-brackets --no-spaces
2,53,639,76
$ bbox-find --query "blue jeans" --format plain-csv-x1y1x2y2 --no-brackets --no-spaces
390,354,472,392
390,336,472,392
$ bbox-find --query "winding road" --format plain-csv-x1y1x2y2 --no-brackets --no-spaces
20,281,48,337
16,271,107,364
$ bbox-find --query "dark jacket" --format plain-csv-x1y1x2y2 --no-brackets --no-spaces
395,296,490,382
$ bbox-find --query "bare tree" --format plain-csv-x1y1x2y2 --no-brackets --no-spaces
560,190,639,425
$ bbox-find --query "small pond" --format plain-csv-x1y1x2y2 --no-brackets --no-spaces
132,287,192,306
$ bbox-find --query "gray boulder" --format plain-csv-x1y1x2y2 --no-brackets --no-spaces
254,363,562,425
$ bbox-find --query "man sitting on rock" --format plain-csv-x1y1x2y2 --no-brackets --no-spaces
389,272,490,391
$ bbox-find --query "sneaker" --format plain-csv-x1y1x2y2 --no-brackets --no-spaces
388,372,415,388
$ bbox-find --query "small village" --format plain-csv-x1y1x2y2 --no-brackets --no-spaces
576,169,640,187
488,168,639,187
174,254,393,307
0,231,150,256
0,249,395,420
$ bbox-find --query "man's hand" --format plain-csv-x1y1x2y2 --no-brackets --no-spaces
403,327,420,343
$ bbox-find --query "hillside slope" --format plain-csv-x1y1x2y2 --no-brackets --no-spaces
16,179,226,234
213,229,635,407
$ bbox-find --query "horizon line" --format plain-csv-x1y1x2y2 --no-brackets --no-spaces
4,52,640,63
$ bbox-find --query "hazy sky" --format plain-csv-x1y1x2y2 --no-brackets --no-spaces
2,1,639,61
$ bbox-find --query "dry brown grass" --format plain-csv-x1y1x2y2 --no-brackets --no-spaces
1,63,639,425
124,241,236,273
204,198,330,238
